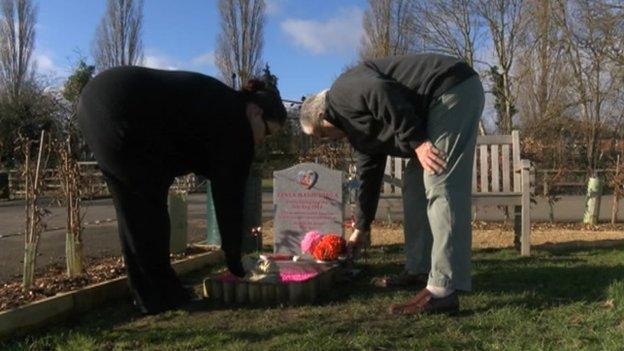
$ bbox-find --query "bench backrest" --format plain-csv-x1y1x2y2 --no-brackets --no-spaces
384,130,522,195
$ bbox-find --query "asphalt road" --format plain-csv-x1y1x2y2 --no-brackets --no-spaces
1,193,623,282
0,195,209,282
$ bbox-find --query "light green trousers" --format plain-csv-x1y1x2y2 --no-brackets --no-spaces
402,76,484,291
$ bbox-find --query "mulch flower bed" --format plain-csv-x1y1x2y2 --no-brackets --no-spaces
364,219,624,232
0,246,210,312
471,220,624,232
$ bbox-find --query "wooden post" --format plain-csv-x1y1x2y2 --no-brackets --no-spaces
520,160,531,256
275,284,288,304
222,281,235,305
248,283,261,304
394,157,403,195
168,192,188,254
202,278,211,298
209,279,223,302
319,270,332,293
612,155,620,225
304,279,318,304
288,282,304,305
261,284,276,305
384,157,392,194
235,282,248,304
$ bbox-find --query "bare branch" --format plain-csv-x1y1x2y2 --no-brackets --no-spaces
92,0,144,71
215,0,265,88
360,0,417,60
0,0,37,102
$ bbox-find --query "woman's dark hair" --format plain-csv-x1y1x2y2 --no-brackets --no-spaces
241,78,287,125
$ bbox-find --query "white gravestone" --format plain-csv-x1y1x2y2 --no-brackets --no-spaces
273,163,344,254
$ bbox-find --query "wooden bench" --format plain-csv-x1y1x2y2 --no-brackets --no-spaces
383,130,532,256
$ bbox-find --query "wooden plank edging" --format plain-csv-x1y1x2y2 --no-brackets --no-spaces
203,265,340,306
0,250,224,340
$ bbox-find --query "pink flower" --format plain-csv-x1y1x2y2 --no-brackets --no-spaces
301,231,323,254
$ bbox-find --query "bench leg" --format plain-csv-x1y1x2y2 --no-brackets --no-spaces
521,199,531,256
513,206,521,251
520,160,531,256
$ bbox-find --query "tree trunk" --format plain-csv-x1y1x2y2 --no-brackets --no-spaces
22,131,46,290
583,176,602,225
22,242,37,289
66,229,84,277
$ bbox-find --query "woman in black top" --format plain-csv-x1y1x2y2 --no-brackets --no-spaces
78,66,287,314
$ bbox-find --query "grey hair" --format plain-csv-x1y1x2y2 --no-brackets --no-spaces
299,89,328,135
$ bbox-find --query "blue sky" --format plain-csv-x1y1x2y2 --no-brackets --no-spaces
34,0,367,101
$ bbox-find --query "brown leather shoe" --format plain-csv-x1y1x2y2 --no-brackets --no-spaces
389,288,459,315
372,271,428,288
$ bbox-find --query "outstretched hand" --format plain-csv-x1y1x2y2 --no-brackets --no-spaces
415,140,447,175
346,228,370,260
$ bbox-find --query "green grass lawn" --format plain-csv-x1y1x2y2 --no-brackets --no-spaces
4,244,624,351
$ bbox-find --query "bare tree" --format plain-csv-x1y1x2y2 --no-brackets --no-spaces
215,0,265,88
92,0,144,71
359,0,416,60
412,0,482,67
478,0,526,134
0,0,36,102
515,0,569,132
410,0,486,134
555,0,621,174
601,1,624,66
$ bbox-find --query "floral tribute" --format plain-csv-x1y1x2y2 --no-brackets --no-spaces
301,231,346,261
300,231,323,254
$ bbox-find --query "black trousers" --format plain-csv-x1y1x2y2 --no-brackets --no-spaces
103,170,189,314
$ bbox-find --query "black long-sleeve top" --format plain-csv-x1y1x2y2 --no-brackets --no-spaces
78,66,254,268
324,53,477,231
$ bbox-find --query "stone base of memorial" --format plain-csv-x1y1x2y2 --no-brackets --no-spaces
203,260,342,306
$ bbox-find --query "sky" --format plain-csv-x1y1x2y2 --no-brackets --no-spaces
34,0,368,101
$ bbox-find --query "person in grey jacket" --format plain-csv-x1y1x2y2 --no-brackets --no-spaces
299,53,484,315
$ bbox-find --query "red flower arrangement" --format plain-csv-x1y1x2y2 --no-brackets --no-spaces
311,234,346,261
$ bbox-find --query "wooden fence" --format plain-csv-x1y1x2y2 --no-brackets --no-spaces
5,162,108,200
2,163,209,200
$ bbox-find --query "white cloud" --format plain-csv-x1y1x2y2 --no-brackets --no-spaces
141,52,179,70
33,50,67,77
191,52,214,67
280,6,363,56
35,54,57,73
265,0,285,15
140,49,215,72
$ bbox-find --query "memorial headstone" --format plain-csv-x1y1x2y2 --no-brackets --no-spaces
273,163,344,254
